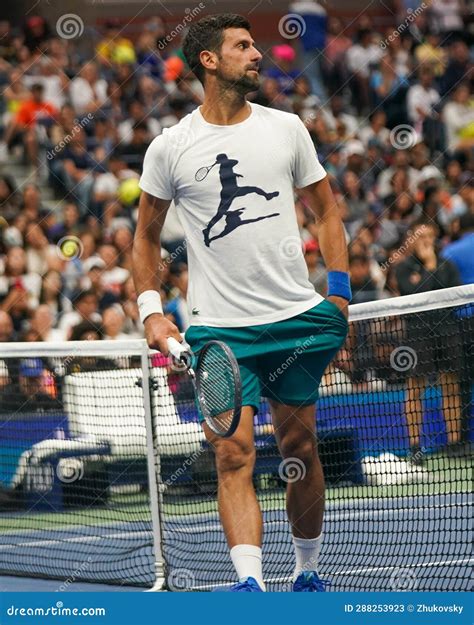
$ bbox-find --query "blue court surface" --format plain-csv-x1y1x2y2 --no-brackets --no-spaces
1,493,471,592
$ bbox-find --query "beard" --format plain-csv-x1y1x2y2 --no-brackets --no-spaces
216,65,260,94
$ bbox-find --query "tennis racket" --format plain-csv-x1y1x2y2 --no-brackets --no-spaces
195,162,217,182
167,337,242,438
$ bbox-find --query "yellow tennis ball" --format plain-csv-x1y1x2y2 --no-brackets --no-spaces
118,178,141,205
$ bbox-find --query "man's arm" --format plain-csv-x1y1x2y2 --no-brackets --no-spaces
300,176,350,316
132,191,182,354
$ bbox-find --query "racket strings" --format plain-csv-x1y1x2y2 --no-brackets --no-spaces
198,346,236,433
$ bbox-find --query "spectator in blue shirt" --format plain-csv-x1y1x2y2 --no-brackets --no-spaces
442,212,474,285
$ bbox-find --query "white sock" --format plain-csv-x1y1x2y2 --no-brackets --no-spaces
230,544,265,590
292,534,323,580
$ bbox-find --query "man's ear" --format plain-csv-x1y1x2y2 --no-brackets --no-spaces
200,50,217,73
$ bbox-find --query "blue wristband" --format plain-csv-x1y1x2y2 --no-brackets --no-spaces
327,271,352,302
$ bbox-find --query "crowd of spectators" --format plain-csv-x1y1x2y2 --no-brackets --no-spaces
0,5,472,353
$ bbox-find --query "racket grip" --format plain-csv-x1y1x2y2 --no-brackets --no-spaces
167,337,191,362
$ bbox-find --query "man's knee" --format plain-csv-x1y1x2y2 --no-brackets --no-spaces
214,438,255,475
278,432,317,471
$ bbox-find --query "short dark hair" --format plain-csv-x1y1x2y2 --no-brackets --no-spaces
182,14,251,85
459,212,474,232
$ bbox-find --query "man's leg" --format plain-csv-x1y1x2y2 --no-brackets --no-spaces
204,406,265,588
438,371,462,445
270,400,324,577
405,376,426,451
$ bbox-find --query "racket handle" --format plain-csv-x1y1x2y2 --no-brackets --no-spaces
167,337,191,362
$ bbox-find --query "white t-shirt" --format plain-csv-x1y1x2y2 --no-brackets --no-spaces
139,102,326,328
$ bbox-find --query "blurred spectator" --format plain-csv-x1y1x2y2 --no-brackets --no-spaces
349,253,379,304
58,289,102,338
394,219,462,462
96,19,136,67
102,304,128,340
4,83,57,177
323,17,352,95
289,0,327,100
0,310,14,342
442,212,474,285
346,28,384,114
370,54,409,128
69,63,108,116
304,239,327,295
0,357,60,413
0,175,21,223
442,83,474,155
118,100,161,143
23,16,51,54
440,40,472,96
265,45,300,95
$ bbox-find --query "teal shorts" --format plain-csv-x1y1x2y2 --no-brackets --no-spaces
185,300,348,413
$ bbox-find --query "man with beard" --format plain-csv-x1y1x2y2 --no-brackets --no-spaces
133,14,350,592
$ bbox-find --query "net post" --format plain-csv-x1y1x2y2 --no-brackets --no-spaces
141,341,167,592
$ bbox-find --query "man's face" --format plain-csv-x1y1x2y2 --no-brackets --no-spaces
19,375,42,397
211,28,262,93
413,225,436,256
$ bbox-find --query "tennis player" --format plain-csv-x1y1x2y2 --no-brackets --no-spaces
133,14,351,592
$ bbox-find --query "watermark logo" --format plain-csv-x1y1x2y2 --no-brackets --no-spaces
57,236,84,262
56,14,84,39
278,14,306,39
168,568,195,591
278,235,303,261
56,458,84,484
390,346,418,372
390,567,417,591
389,124,418,150
278,457,306,483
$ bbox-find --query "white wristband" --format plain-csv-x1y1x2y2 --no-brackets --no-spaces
137,290,163,324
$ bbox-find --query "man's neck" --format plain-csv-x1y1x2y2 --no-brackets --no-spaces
200,87,251,126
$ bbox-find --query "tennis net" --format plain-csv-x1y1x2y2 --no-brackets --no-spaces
0,285,472,591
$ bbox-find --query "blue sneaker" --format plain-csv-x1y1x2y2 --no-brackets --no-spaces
228,577,263,592
292,571,330,592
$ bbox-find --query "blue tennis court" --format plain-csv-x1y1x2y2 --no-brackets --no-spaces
2,493,472,592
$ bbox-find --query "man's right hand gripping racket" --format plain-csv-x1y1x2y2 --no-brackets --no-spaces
167,337,242,438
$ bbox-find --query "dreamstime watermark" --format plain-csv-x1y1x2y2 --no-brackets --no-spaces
56,14,84,39
380,4,427,50
163,448,203,487
278,457,306,483
158,3,206,50
278,235,303,261
57,558,93,591
46,113,94,161
6,602,105,617
278,14,306,39
168,568,195,591
390,346,418,372
56,458,84,484
389,124,418,150
380,225,427,270
390,567,417,591
57,235,84,262
268,335,315,383
159,240,188,272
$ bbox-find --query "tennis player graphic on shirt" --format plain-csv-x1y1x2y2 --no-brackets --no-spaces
134,14,351,592
201,153,280,246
